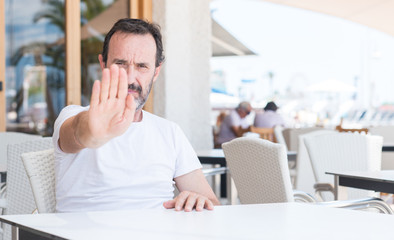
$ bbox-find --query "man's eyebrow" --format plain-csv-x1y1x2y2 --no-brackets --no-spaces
112,58,128,64
112,59,151,66
136,61,151,66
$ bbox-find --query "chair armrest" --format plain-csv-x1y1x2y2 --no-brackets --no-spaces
293,190,316,203
316,197,393,214
314,182,335,200
202,167,228,177
314,183,335,194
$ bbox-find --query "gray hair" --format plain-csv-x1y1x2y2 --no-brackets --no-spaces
237,101,251,111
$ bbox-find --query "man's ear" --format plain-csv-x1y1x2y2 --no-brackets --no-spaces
152,64,162,83
98,54,106,70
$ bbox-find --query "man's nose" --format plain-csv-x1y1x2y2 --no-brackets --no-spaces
127,65,137,85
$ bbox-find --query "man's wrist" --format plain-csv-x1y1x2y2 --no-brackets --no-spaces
73,129,85,149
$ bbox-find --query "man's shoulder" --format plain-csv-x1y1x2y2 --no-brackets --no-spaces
60,105,89,115
229,110,240,119
142,111,177,128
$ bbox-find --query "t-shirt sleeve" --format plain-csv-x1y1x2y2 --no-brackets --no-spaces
229,110,241,127
173,125,202,178
52,105,89,155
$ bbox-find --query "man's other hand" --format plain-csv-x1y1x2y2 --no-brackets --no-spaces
163,191,214,212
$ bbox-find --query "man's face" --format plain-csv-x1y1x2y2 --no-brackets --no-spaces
99,32,161,110
239,107,251,118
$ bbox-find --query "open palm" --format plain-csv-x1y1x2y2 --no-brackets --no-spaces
88,65,136,144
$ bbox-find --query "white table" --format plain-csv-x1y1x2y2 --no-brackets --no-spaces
382,143,394,152
326,170,394,197
1,203,394,240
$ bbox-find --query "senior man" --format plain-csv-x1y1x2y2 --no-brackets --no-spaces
53,18,219,213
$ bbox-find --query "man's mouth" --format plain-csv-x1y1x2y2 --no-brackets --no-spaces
128,89,138,94
128,84,142,95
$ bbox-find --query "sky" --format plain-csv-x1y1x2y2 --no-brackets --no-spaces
210,0,394,110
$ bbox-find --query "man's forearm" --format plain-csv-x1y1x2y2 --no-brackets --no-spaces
231,126,241,137
59,111,106,153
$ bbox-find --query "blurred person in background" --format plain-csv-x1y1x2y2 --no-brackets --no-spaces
254,101,285,128
215,101,252,148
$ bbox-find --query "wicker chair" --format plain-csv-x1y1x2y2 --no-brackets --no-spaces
22,148,56,214
295,130,336,197
222,137,392,214
2,138,52,240
222,137,312,204
304,132,382,201
0,132,41,168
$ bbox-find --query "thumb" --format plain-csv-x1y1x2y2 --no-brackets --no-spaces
163,199,176,209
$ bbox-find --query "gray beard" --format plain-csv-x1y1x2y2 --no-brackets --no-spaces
135,77,154,110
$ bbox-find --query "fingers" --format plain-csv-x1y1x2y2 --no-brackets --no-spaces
100,64,125,102
204,199,214,211
100,68,110,103
117,67,128,99
196,197,207,211
90,80,101,108
184,193,198,212
164,191,214,212
123,95,136,121
109,64,119,99
163,199,176,209
174,192,188,211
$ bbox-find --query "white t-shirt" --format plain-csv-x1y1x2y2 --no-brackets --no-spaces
216,110,250,145
52,105,202,213
254,110,285,128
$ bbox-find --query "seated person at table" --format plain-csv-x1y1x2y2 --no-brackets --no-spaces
215,101,252,147
254,101,285,128
53,18,219,213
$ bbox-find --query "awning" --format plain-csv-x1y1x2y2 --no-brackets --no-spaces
261,0,394,37
81,0,128,41
80,3,256,57
211,19,256,57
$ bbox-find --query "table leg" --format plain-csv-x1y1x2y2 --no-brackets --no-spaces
334,175,339,200
226,172,238,205
12,226,18,240
220,173,227,198
226,172,232,204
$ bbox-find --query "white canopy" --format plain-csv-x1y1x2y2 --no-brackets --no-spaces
262,0,394,37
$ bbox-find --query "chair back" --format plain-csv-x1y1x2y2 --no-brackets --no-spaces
369,126,394,169
282,127,322,151
222,137,294,204
295,130,335,196
304,132,382,201
4,138,52,240
274,125,287,151
335,125,369,134
22,148,56,214
250,126,276,142
369,125,394,142
0,132,41,166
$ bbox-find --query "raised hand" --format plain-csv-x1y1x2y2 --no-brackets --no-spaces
87,64,136,147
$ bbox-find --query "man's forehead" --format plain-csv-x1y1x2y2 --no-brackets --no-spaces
108,32,156,58
110,32,155,46
108,32,157,64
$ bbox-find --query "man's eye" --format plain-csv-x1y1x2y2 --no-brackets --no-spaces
138,64,148,69
116,62,127,66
